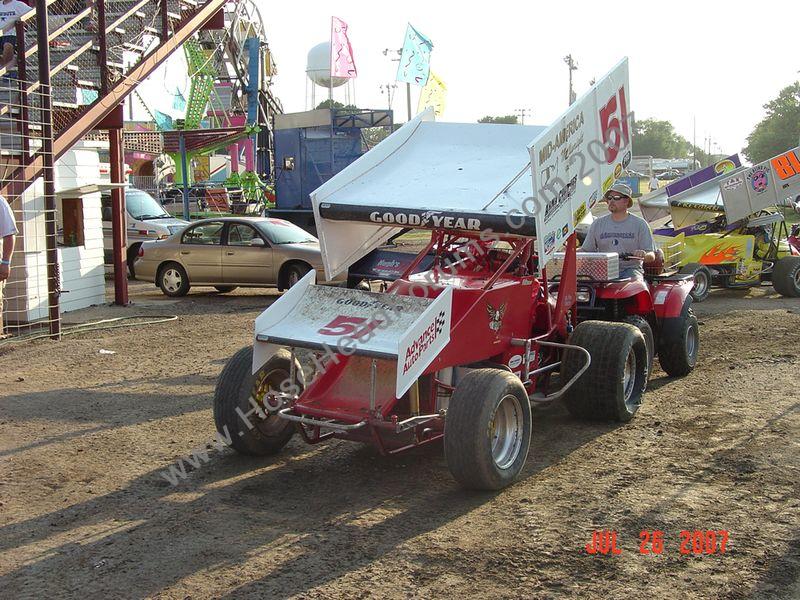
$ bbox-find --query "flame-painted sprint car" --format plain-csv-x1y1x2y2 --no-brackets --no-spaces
213,60,699,490
639,149,800,302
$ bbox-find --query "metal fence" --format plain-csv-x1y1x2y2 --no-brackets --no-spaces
0,75,60,338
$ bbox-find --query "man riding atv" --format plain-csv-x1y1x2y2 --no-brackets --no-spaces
580,182,657,278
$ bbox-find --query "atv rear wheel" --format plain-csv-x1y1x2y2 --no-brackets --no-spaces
680,263,712,302
444,369,532,490
772,256,800,297
658,306,699,377
621,314,655,372
562,321,649,422
213,347,302,456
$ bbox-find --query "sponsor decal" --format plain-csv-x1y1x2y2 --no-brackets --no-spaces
538,112,585,164
369,210,482,230
622,150,632,169
747,166,770,195
486,302,506,333
402,310,447,375
614,163,623,179
508,355,523,369
714,159,736,174
602,173,615,193
588,190,599,209
561,223,570,238
723,175,744,192
573,202,587,226
543,231,556,254
699,243,742,264
541,161,559,186
561,133,585,163
543,175,578,224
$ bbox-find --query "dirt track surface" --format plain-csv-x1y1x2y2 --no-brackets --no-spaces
1,280,798,599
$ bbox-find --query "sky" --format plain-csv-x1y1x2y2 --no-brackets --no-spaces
249,0,799,159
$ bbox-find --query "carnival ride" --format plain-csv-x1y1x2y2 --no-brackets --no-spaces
127,0,281,215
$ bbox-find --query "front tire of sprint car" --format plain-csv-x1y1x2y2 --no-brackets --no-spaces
214,346,303,456
444,368,532,491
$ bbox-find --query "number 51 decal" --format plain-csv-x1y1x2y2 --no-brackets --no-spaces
599,86,630,164
318,315,383,338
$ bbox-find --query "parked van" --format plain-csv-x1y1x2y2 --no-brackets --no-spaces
101,187,190,275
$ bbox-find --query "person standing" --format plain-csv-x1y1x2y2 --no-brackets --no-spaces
0,193,17,332
0,0,32,71
581,182,655,279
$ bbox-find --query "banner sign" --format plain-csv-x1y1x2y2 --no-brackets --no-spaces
530,58,631,269
720,146,800,223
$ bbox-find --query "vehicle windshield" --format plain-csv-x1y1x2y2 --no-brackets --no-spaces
256,219,317,245
126,188,170,220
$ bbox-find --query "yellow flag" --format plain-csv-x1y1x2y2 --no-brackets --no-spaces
417,71,446,117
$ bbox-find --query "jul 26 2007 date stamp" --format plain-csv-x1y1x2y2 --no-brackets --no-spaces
585,530,729,555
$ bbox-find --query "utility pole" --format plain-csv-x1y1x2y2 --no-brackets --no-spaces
564,54,578,106
383,48,408,120
380,83,398,110
514,108,530,124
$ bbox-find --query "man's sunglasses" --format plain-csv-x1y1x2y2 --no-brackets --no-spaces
605,194,628,201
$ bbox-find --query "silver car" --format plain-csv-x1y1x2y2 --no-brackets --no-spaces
134,217,340,296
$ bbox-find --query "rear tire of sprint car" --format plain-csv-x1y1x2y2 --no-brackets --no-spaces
213,346,303,456
680,263,712,302
658,306,700,377
562,321,649,423
158,262,190,297
772,256,800,297
444,369,532,490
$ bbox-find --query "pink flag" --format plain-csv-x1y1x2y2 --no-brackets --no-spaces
331,17,357,78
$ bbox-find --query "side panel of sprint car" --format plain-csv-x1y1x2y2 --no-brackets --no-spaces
684,232,761,283
422,279,537,371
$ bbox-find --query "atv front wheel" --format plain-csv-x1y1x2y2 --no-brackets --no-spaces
562,321,649,422
680,263,712,302
213,347,302,455
772,256,800,297
658,306,699,377
444,369,532,490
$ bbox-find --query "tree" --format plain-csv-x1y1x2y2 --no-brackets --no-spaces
633,118,712,167
633,119,689,158
315,100,359,112
743,82,800,164
477,115,518,124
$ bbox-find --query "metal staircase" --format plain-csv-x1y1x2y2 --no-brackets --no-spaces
0,0,227,198
0,0,227,329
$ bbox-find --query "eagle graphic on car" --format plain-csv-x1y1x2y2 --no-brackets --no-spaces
486,302,506,332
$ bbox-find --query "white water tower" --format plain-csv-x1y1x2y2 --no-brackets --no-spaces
306,42,348,89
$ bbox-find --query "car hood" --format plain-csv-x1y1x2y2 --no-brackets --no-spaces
142,217,189,227
276,241,322,260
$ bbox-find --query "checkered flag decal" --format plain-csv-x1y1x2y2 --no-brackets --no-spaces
435,311,446,335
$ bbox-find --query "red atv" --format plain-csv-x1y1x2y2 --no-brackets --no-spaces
213,230,698,490
549,250,699,378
